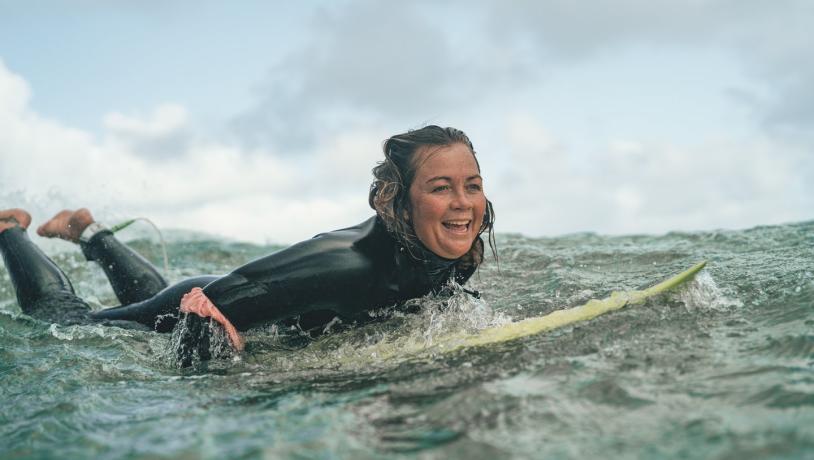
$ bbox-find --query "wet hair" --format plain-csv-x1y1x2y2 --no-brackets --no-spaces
368,125,497,267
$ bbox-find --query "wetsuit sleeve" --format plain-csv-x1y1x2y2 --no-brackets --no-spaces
201,232,381,331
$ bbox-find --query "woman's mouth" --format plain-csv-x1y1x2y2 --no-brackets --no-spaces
442,220,471,234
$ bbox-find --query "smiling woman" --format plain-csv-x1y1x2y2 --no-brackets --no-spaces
369,126,496,267
409,143,486,259
0,125,496,366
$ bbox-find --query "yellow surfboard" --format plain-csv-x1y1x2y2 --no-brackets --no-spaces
312,262,707,367
433,261,707,353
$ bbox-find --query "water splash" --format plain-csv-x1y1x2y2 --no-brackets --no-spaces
266,285,511,371
678,271,743,312
417,283,511,347
165,314,237,368
48,322,137,342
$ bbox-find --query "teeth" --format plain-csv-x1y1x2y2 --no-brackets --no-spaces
443,220,470,232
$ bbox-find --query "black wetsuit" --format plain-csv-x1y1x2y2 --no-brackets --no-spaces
0,217,476,335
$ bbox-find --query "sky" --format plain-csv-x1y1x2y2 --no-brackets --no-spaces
0,1,811,245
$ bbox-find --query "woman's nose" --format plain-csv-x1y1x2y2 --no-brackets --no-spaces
450,187,473,210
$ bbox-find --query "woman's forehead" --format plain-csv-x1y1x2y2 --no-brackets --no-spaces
413,143,479,177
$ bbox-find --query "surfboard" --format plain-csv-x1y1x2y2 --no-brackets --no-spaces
434,261,707,353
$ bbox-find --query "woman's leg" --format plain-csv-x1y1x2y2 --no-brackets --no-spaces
38,209,169,304
2,209,223,368
36,209,220,332
0,209,91,325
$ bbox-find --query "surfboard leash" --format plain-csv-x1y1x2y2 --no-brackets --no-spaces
110,217,170,277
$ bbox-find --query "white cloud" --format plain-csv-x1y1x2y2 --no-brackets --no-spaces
0,60,28,114
230,0,535,150
0,60,372,245
104,104,188,138
489,113,811,236
479,0,814,146
102,104,192,158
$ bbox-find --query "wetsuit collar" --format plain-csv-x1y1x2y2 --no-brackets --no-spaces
374,215,475,291
397,237,459,286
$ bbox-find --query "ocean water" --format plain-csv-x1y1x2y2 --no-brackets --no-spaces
1,221,812,459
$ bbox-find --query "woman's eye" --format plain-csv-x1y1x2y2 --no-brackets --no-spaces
467,184,483,192
432,185,450,193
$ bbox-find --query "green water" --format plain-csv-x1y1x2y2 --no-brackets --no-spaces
1,222,813,459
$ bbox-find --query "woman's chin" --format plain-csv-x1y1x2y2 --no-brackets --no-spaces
417,228,476,259
432,240,474,259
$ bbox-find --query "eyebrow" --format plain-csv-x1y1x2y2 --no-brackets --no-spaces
426,174,482,183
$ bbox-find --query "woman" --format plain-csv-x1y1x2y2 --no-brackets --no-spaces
0,126,496,365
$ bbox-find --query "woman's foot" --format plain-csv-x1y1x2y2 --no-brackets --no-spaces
36,208,96,243
0,209,32,233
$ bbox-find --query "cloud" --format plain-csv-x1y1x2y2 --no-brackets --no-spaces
227,0,814,158
230,0,537,150
0,60,372,245
482,0,728,57
231,1,452,150
103,104,192,158
479,0,814,145
490,112,812,236
0,60,28,114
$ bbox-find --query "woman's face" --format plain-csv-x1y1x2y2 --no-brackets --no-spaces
408,143,486,259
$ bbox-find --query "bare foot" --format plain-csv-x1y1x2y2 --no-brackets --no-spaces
37,208,96,243
0,208,32,233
